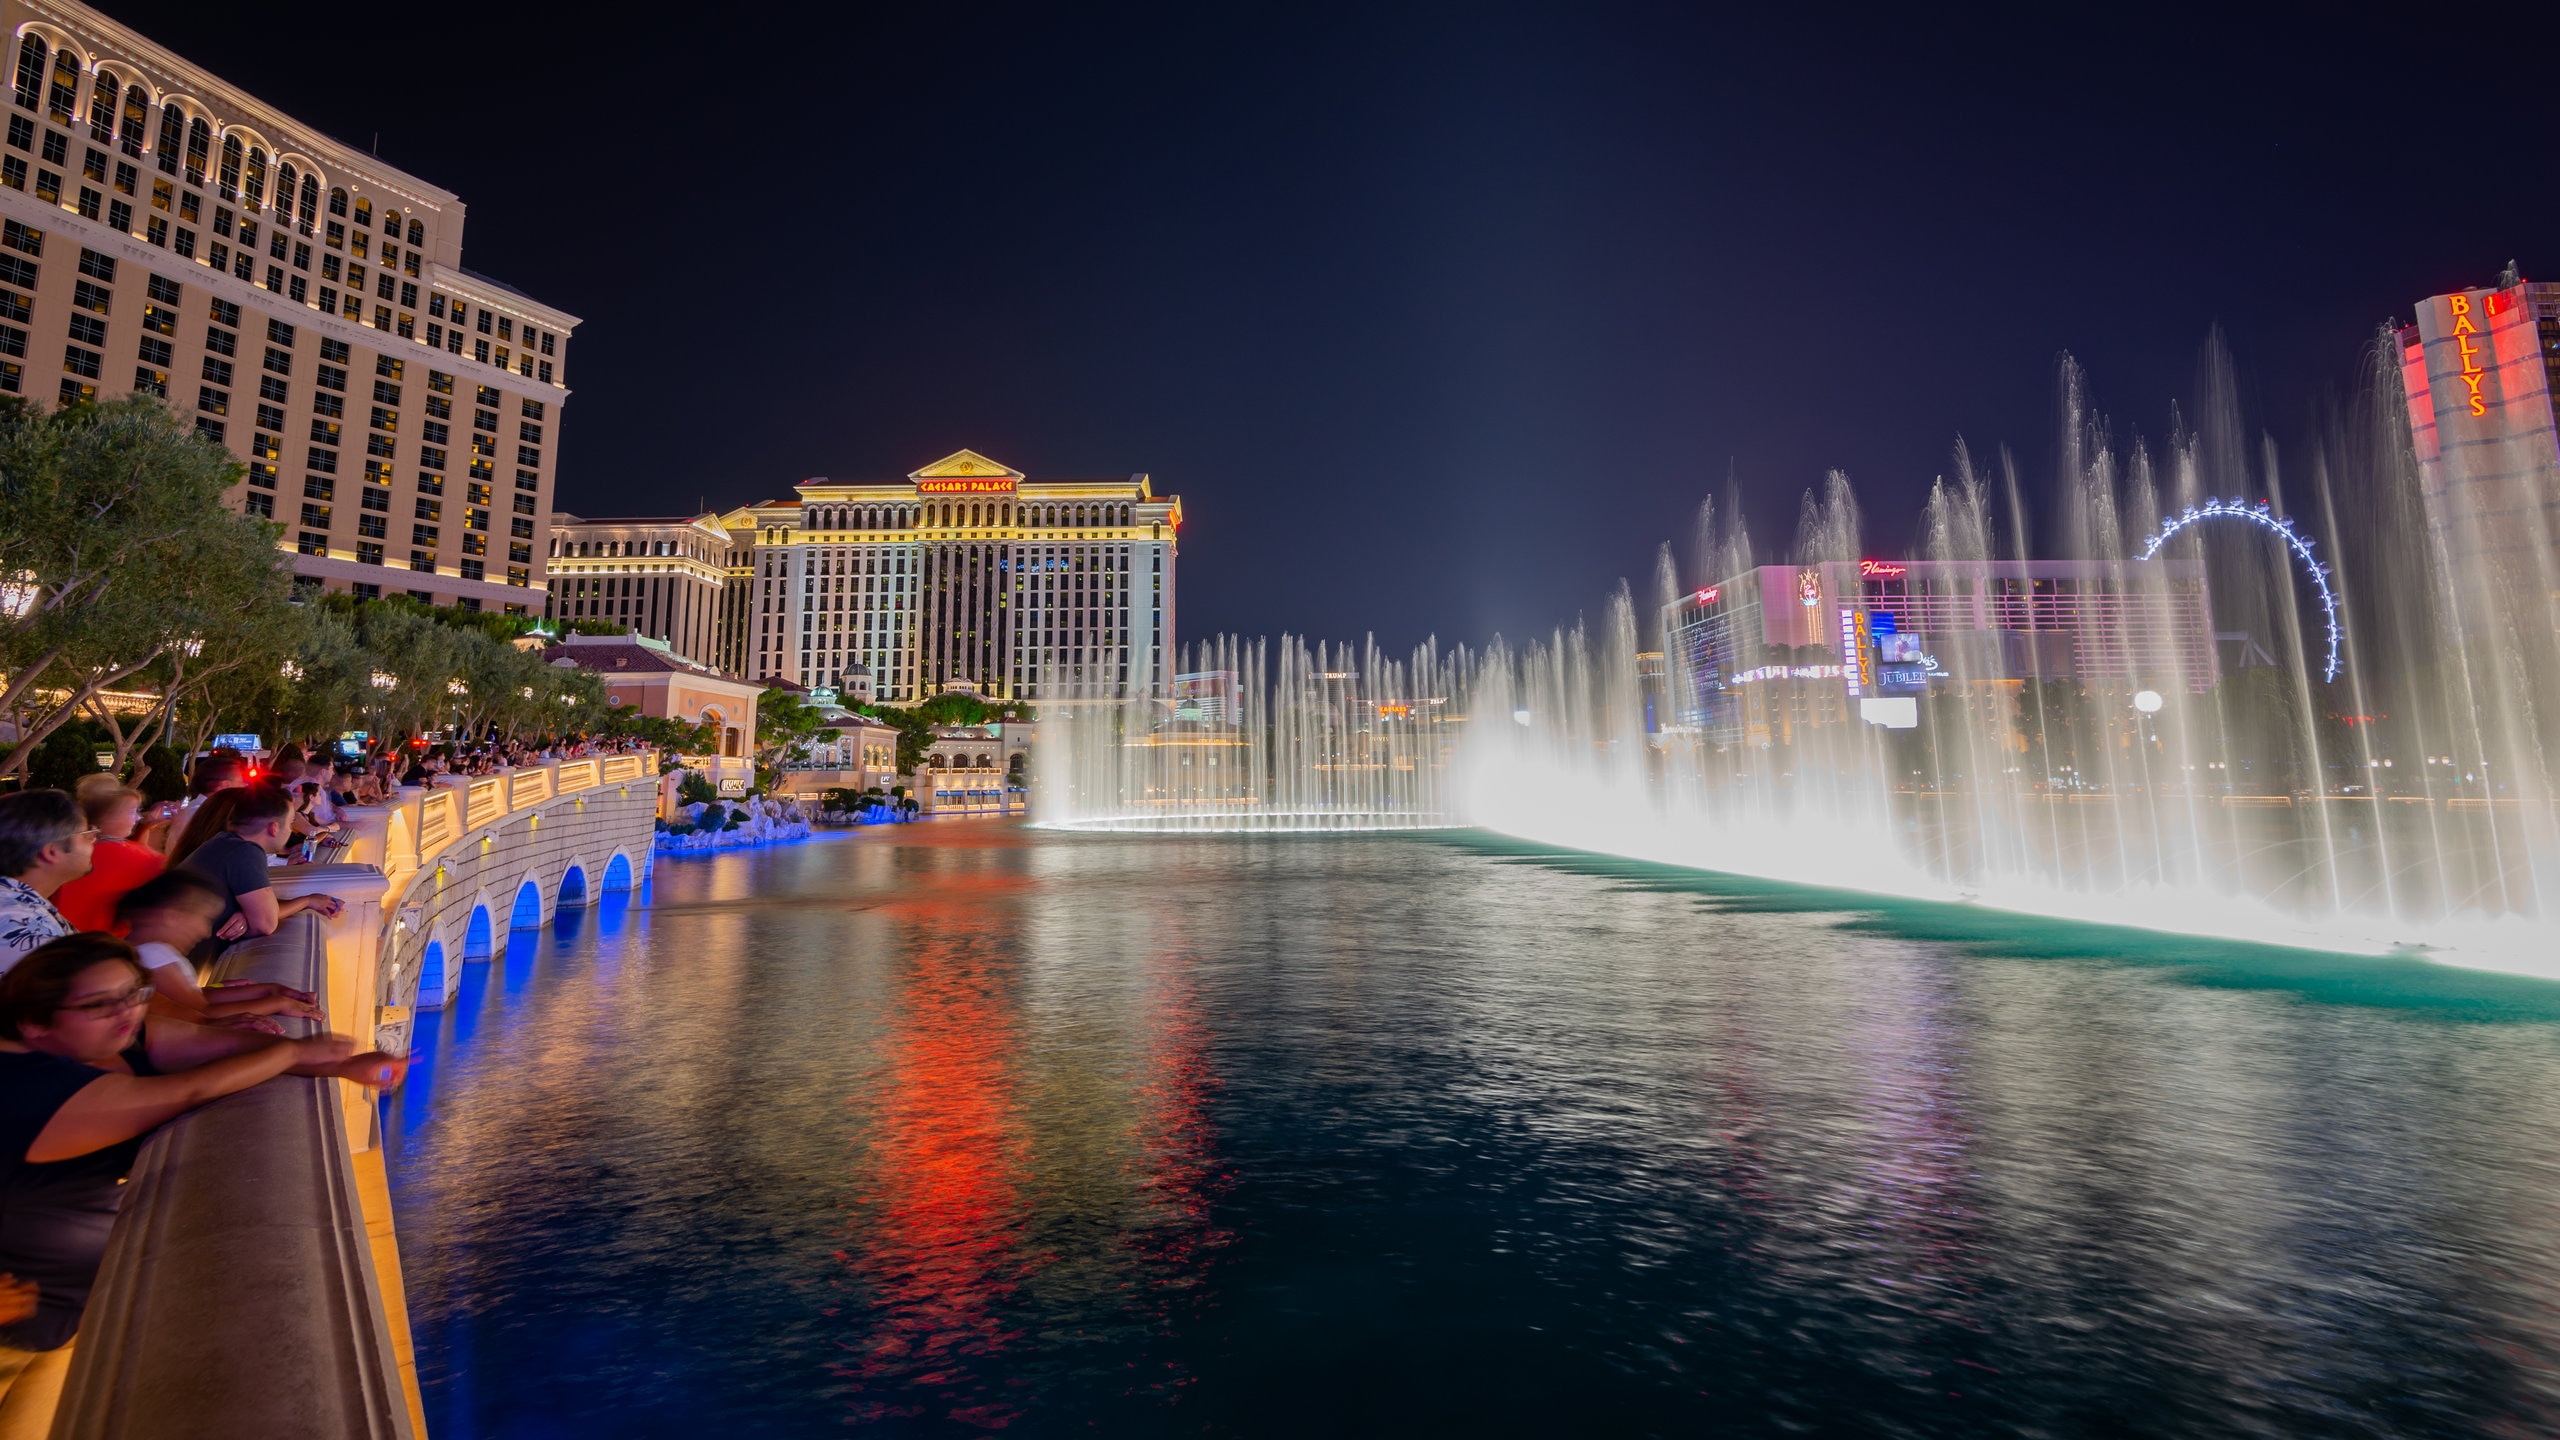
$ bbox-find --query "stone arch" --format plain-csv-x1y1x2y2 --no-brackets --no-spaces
463,899,494,957
601,851,636,892
509,874,544,929
558,856,590,910
417,938,453,1007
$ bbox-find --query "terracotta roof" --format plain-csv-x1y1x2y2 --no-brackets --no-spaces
543,642,731,678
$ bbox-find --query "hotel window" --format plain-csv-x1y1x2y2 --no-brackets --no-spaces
304,476,333,501
80,147,103,183
70,279,109,315
200,357,232,386
76,248,112,282
0,157,20,191
412,523,439,546
112,160,134,196
242,491,272,518
316,364,345,393
61,344,99,379
320,337,348,361
32,168,57,204
154,103,180,173
0,324,20,358
117,84,145,158
184,116,209,185
357,513,385,539
66,314,104,347
299,503,330,528
9,37,38,113
45,51,74,124
132,365,166,398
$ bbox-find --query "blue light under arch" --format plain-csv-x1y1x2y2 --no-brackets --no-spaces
2137,497,2342,684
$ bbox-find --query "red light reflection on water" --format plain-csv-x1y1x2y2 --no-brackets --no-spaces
831,843,1229,1427
837,875,1038,1428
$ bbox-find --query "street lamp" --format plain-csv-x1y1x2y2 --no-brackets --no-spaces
2132,689,2163,714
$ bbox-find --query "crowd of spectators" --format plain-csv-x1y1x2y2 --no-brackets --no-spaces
0,728,660,1427
0,746,414,1426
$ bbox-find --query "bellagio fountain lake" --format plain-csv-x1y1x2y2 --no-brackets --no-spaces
388,326,2560,1436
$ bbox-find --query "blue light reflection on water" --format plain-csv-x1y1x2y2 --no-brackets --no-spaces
386,825,2560,1438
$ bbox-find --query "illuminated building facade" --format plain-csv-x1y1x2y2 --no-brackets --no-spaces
734,450,1180,702
2397,279,2560,794
0,0,575,611
541,513,732,669
1663,558,2216,747
2397,281,2560,584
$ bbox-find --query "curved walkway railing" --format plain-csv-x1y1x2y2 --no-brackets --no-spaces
48,751,659,1439
51,901,414,1440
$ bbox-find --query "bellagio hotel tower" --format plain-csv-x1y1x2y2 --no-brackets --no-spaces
0,0,576,613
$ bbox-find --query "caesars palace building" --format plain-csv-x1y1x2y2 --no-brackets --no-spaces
545,451,1181,705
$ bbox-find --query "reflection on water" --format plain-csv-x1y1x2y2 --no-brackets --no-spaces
391,824,2560,1438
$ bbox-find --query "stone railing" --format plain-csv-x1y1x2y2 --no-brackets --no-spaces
51,899,417,1440
47,753,662,1439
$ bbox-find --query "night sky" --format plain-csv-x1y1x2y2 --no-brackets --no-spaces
105,3,2560,651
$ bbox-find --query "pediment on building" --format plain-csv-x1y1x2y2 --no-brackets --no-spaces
910,449,1025,482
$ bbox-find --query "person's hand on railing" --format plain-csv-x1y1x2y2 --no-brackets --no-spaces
204,981,317,1007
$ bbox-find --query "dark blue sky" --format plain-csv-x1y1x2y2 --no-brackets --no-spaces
112,3,2560,650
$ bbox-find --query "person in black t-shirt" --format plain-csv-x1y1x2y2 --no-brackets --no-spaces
0,935,405,1426
176,785,343,947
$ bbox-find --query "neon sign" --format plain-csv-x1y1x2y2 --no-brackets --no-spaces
2137,496,2342,682
917,477,1018,495
1797,569,1821,608
1839,608,1864,697
1858,559,1907,578
2450,293,2492,418
1693,586,1720,605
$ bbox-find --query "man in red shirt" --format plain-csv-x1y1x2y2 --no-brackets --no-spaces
51,782,163,934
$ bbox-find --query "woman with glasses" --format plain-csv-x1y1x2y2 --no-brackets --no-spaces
0,934,404,1430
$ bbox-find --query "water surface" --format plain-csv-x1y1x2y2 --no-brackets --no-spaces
389,823,2560,1437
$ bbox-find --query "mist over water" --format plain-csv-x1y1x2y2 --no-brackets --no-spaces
1039,333,2560,973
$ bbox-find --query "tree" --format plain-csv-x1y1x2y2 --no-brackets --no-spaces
0,398,288,780
754,688,827,783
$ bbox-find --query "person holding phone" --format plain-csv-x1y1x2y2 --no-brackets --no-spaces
175,786,343,950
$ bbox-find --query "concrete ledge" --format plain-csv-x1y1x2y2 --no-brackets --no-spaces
49,913,416,1440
